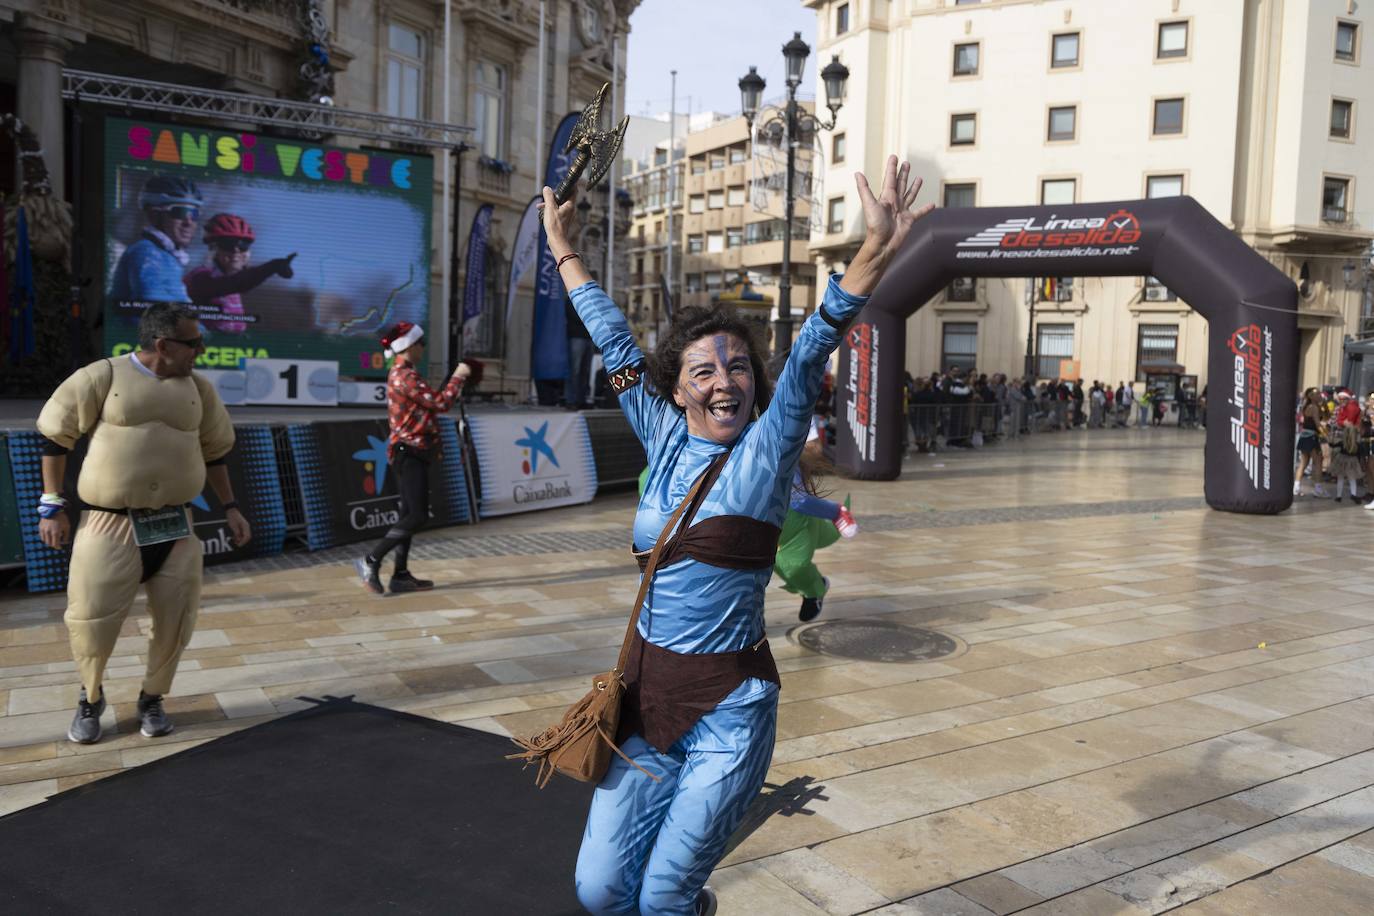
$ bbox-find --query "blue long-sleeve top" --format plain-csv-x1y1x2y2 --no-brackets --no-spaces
569,275,867,709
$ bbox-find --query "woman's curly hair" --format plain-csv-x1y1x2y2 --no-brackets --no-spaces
647,305,772,416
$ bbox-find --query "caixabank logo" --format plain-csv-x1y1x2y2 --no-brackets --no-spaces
512,421,572,505
955,209,1143,259
348,434,400,530
1227,323,1274,491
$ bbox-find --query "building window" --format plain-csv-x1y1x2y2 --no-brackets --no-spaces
941,322,978,372
1051,32,1080,68
1332,99,1354,139
1038,277,1074,302
685,274,702,293
836,3,849,35
726,227,743,248
473,61,506,157
689,195,705,214
832,132,846,164
1157,21,1189,59
1047,105,1077,141
687,234,703,254
653,148,668,166
950,113,977,146
827,197,846,233
705,271,723,291
710,152,726,170
1336,21,1359,62
690,156,706,175
943,183,976,208
726,185,746,206
943,183,976,298
385,24,424,119
1323,176,1350,222
1137,325,1179,380
729,144,748,164
1146,174,1184,198
953,42,980,76
1040,178,1076,205
1152,98,1185,135
707,189,725,209
947,277,976,302
706,230,724,253
1036,324,1074,379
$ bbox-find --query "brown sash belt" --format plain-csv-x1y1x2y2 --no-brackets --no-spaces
616,631,780,754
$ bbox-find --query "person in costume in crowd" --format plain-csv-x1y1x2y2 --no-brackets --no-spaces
1294,387,1327,498
36,303,250,744
354,322,470,595
109,175,204,303
544,154,931,916
776,419,859,622
763,352,859,622
183,213,297,333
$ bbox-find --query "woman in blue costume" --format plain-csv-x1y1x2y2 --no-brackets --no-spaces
541,155,932,916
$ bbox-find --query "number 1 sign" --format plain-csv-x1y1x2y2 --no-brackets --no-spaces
242,358,339,406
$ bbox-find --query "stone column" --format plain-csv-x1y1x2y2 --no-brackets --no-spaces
16,24,72,199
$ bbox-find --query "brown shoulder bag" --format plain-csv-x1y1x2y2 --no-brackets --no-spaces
506,454,725,788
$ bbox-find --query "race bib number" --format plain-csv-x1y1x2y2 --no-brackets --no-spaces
128,507,191,547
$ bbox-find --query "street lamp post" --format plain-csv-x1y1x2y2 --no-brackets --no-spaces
739,36,849,353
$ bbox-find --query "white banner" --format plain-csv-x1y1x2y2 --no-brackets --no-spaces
506,195,544,325
467,411,598,517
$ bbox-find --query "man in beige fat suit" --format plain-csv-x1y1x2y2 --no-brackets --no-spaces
36,303,251,744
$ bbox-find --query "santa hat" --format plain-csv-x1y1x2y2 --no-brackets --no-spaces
381,321,423,358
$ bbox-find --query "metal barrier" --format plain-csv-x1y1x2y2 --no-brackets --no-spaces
904,399,1147,450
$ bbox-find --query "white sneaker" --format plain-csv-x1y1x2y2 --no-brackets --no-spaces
1293,483,1302,497
1364,499,1374,510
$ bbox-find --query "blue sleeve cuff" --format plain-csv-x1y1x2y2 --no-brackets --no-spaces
821,274,868,324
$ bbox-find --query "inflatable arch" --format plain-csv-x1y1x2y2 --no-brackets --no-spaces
833,197,1298,515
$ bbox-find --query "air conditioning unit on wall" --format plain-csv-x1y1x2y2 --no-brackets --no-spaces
1144,285,1171,302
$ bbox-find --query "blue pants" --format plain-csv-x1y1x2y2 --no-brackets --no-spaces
575,688,778,915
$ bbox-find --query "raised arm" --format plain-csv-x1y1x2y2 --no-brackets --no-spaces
542,185,669,446
839,156,935,297
754,157,934,477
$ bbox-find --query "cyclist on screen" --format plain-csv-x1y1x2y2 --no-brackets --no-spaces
184,213,297,333
109,175,204,303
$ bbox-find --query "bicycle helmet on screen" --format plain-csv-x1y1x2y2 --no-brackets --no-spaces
203,213,256,242
137,175,204,209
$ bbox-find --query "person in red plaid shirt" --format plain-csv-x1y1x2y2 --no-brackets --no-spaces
355,321,470,595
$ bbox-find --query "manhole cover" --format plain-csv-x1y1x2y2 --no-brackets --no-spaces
794,619,963,663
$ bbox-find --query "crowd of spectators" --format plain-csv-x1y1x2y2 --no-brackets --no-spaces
903,368,1203,453
1294,387,1374,506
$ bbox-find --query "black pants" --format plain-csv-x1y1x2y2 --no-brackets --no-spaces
367,447,430,571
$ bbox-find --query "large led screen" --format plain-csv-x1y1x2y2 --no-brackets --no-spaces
102,116,433,378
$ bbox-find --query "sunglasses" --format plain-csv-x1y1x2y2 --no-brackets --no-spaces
213,239,253,252
159,335,205,350
160,206,200,221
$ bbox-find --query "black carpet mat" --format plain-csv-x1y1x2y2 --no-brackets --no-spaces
0,698,593,915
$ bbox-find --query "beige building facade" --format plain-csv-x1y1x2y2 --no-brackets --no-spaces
807,0,1373,390
622,110,821,350
0,0,641,388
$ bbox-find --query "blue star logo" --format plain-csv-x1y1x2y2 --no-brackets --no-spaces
191,494,210,511
352,434,390,494
515,422,560,475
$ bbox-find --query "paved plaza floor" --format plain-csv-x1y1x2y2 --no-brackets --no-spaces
3,427,1373,914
